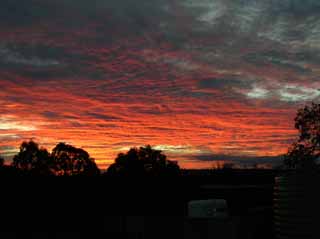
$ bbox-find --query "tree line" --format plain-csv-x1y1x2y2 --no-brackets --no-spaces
0,142,180,176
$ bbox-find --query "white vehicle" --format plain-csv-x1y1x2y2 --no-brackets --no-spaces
188,199,229,219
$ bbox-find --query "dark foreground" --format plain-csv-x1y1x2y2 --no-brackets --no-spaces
0,170,277,239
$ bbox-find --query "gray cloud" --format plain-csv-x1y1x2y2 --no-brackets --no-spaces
0,1,59,26
0,42,110,81
243,50,312,74
0,44,61,68
0,0,169,28
198,77,250,90
42,111,60,119
85,112,122,121
190,153,283,167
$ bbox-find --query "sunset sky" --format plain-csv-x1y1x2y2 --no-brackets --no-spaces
1,0,320,169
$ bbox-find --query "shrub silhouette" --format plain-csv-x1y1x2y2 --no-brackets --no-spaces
284,103,320,170
106,145,180,176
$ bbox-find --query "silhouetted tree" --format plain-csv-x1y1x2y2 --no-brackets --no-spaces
284,103,320,169
0,156,4,167
12,140,53,175
51,142,100,176
107,145,180,176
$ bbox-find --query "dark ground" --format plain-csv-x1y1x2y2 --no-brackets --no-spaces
0,169,278,239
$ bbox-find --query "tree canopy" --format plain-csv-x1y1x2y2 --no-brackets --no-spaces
12,140,53,175
51,142,100,176
284,103,320,169
106,145,180,176
11,141,100,176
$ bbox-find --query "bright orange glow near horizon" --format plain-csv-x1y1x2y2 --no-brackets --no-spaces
1,1,319,169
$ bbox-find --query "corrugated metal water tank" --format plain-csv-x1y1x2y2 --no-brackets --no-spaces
273,172,320,239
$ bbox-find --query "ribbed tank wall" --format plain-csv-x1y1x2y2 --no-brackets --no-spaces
273,173,320,239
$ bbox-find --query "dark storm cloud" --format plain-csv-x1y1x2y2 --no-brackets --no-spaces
243,51,312,74
0,43,61,67
0,0,59,26
268,0,320,15
180,0,320,50
0,43,69,81
0,0,169,27
293,51,320,64
0,42,109,80
198,77,250,90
